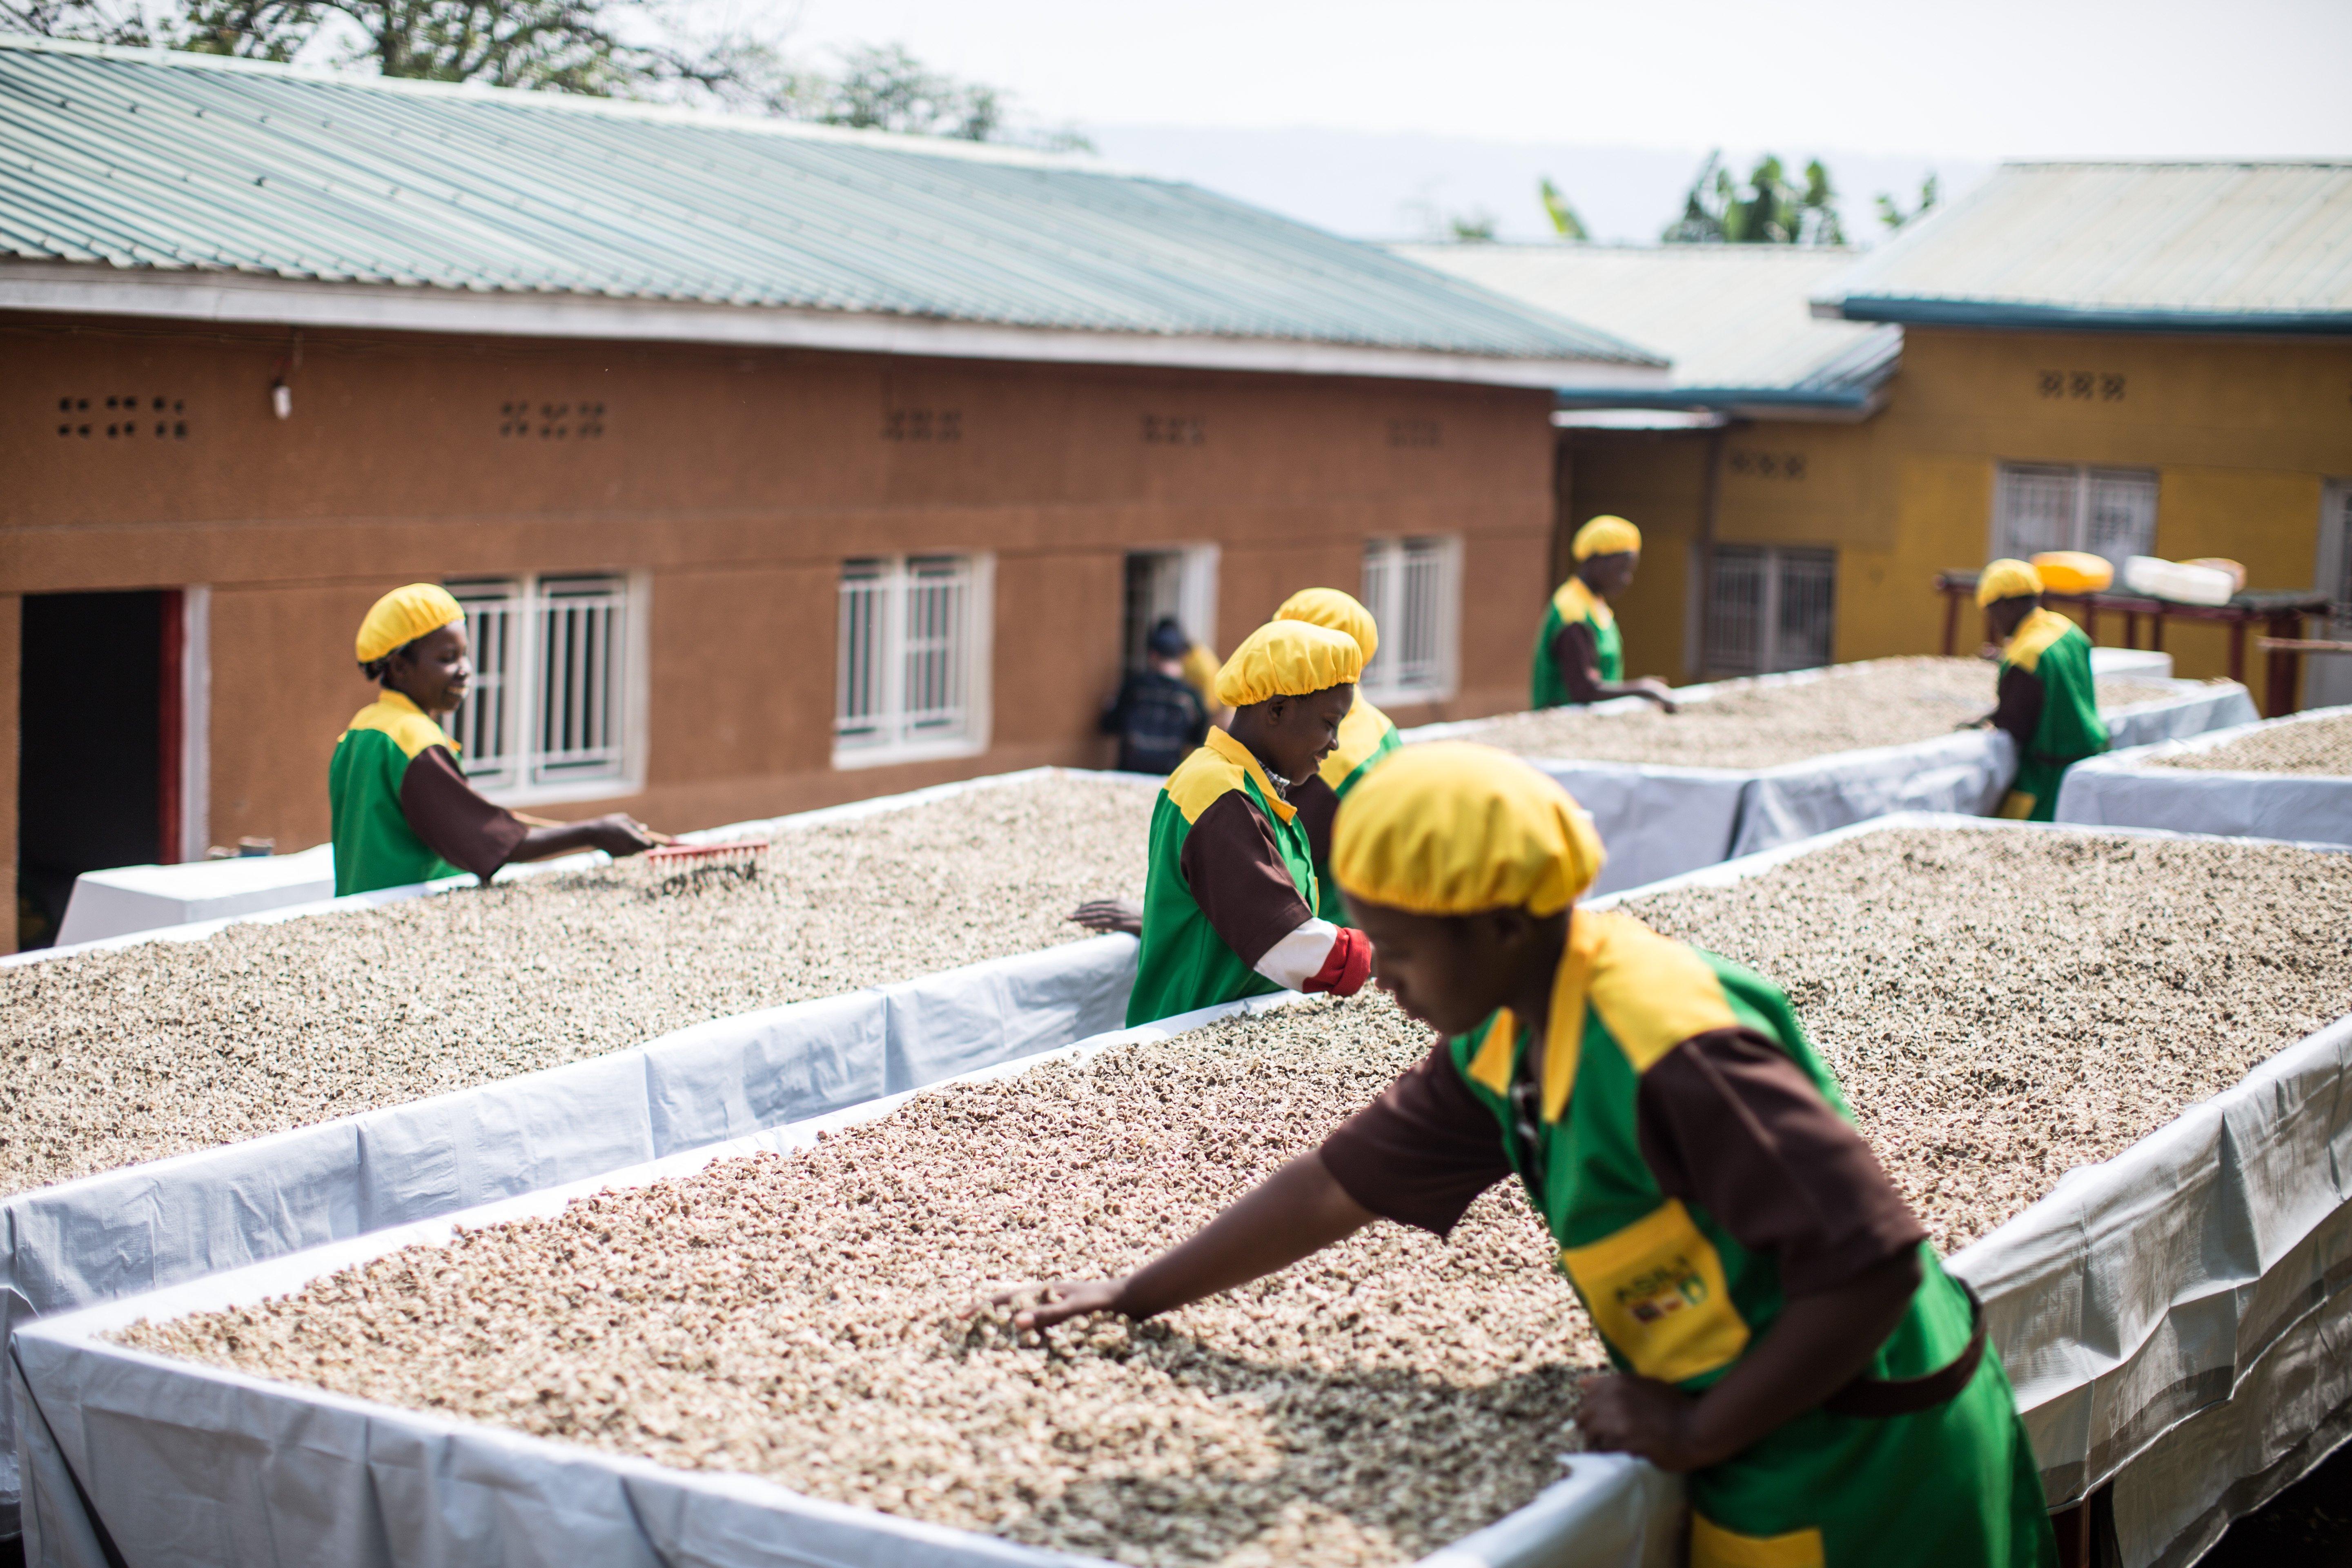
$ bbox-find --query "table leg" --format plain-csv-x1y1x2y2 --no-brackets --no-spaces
1942,590,1960,657
2229,620,2247,697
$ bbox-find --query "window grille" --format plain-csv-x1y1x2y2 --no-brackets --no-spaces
1360,536,1461,704
1995,463,2157,572
447,573,635,796
835,555,991,764
1704,546,1835,677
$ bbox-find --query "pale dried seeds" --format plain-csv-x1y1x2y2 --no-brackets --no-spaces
1463,657,2185,769
2151,713,2352,776
0,775,1150,1196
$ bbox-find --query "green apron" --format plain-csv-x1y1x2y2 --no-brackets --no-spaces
1127,728,1320,1027
1531,576,1623,708
328,693,463,897
1312,694,1401,925
1448,910,2057,1568
1996,611,2109,824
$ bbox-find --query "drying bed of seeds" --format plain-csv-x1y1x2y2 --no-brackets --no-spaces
128,994,1594,1568
1620,827,2352,1252
1464,657,2182,768
0,774,1150,1197
2153,712,2352,776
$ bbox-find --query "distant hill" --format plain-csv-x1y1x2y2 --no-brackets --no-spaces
1086,125,1989,247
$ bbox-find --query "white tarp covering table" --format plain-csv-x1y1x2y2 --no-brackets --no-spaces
2054,704,2352,848
52,844,338,947
17,816,2352,1568
0,768,1153,1535
1406,671,2256,895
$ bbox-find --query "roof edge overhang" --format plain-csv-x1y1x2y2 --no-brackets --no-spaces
1552,384,1889,423
0,263,1670,389
1813,295,2352,336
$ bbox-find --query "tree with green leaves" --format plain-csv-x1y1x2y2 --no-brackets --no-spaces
1538,176,1589,241
1,0,1085,147
1662,151,1846,246
1875,173,1940,232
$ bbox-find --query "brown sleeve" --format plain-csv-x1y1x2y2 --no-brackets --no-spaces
1320,1040,1515,1236
1637,1029,1925,1297
1553,620,1604,703
1290,774,1339,868
399,744,531,881
1991,663,2044,753
1178,789,1316,967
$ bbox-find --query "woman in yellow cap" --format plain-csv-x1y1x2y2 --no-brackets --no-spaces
332,584,659,897
1532,515,1677,711
1272,587,1401,927
1005,743,2055,1568
1965,560,2109,822
1076,619,1376,1026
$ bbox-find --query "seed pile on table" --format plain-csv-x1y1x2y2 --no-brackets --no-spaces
1463,657,2184,768
1619,828,2352,1251
2152,712,2352,776
129,994,1597,1568
0,774,1150,1196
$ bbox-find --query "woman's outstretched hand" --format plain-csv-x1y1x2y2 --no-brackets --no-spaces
1071,899,1144,936
980,1278,1129,1332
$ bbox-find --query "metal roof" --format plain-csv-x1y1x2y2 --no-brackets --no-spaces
1394,241,1900,414
0,37,1662,380
1813,163,2352,334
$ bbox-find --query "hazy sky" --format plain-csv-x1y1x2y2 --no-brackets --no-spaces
768,0,2351,159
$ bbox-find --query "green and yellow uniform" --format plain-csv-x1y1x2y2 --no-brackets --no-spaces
1322,742,2057,1568
328,692,526,896
1993,608,2109,823
1441,911,2052,1566
1532,575,1623,708
1129,730,1325,1026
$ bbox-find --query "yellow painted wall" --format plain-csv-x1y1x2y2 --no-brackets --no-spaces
1666,327,2352,706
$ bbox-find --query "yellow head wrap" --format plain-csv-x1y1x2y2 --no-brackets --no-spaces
356,583,466,664
1214,619,1365,709
1571,515,1641,561
1274,586,1379,664
1333,742,1605,918
1975,559,2044,608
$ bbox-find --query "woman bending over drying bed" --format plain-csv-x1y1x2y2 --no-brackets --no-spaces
331,584,663,897
1005,743,2056,1567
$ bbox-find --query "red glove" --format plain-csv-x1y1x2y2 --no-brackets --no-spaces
1302,927,1373,997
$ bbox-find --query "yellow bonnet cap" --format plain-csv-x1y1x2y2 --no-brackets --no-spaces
356,584,466,663
1571,515,1642,560
1274,586,1379,664
1975,559,2044,608
1333,742,1605,918
1214,619,1365,709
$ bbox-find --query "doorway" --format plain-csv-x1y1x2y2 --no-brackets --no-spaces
1120,546,1219,669
17,590,180,949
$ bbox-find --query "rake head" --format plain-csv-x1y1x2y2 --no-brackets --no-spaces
644,837,770,873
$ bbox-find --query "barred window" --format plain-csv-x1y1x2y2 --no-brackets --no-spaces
835,554,993,767
1359,536,1461,704
1704,546,1835,678
448,573,643,801
1995,463,2157,572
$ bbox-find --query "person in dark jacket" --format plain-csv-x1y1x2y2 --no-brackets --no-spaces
1100,618,1212,777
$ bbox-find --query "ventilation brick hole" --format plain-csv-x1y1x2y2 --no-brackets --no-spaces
57,393,186,439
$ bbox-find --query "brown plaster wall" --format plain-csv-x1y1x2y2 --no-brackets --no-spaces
5,316,1555,855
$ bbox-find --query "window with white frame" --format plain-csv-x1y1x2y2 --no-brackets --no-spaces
447,572,645,802
1704,545,1835,677
835,554,993,766
1994,463,2158,572
1359,535,1461,704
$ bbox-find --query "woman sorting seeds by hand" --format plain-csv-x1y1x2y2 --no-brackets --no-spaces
332,584,663,897
1002,743,2055,1567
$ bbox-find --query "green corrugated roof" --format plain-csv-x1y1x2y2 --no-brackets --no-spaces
0,37,1660,367
1814,162,2352,334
